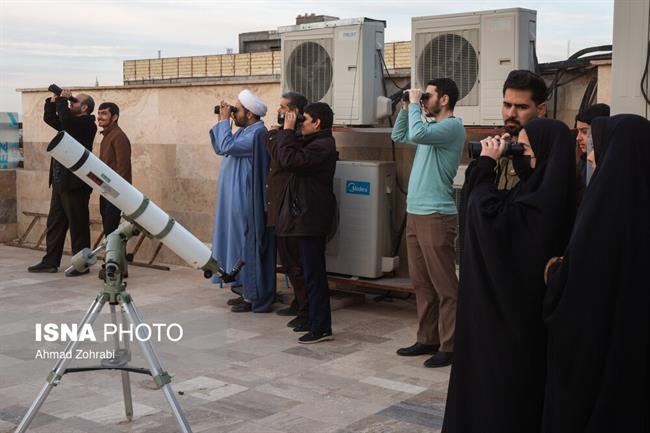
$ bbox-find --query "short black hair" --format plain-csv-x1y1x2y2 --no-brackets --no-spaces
502,70,548,105
304,102,334,129
575,103,610,125
281,92,308,113
98,102,120,118
427,78,460,110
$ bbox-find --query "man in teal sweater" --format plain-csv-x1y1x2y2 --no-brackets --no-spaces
392,78,465,368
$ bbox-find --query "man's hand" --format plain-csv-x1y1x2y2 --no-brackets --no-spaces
544,256,563,285
408,89,422,105
284,111,297,130
480,133,509,161
217,100,231,122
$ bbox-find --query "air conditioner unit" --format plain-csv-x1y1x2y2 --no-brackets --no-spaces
326,161,398,278
278,18,386,126
611,0,650,118
412,8,537,126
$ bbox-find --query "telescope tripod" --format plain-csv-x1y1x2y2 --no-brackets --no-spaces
16,224,193,433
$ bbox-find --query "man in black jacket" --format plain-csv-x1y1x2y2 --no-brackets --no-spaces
272,102,337,344
266,92,311,331
28,89,97,275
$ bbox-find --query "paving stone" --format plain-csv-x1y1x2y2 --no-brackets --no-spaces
0,245,450,433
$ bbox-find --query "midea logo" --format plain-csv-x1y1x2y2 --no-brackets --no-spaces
346,181,370,195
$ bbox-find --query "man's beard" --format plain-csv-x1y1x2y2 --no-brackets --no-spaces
503,119,522,135
234,116,246,127
425,101,442,117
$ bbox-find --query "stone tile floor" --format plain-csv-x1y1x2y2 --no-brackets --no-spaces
0,245,448,433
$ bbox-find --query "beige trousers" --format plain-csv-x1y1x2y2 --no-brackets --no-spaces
406,212,459,352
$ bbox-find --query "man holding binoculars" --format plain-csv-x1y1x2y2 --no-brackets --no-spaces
28,86,96,275
210,89,277,314
391,78,465,368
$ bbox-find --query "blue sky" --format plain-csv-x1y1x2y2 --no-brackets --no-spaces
0,0,614,113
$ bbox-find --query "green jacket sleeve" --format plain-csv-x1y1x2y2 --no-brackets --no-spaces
407,103,459,147
390,109,413,144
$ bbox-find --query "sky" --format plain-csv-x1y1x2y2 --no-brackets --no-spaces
0,0,615,114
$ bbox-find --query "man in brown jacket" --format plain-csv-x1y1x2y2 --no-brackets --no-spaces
97,102,132,235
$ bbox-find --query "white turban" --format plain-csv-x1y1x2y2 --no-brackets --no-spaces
237,89,267,117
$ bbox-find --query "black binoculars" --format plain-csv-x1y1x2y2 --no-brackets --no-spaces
214,105,237,115
278,112,305,125
402,91,430,103
48,84,77,102
467,140,524,159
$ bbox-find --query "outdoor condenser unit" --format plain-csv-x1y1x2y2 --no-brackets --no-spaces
326,161,398,278
412,8,537,126
611,0,650,118
278,17,387,126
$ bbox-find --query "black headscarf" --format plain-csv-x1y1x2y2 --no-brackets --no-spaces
443,118,576,433
590,114,618,166
542,114,650,433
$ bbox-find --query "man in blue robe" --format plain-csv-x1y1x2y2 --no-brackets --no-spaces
210,89,277,313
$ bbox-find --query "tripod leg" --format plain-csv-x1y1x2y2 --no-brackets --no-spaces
120,299,192,433
15,295,107,433
119,306,134,421
108,303,134,421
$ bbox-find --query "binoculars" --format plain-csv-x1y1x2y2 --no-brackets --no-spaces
48,84,77,102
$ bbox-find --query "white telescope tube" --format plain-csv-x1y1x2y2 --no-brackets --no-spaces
47,132,223,274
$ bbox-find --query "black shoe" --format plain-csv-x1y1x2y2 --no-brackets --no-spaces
286,316,305,328
230,301,252,313
227,296,245,306
396,342,440,357
424,351,453,368
65,268,90,277
292,320,310,333
298,331,333,344
28,262,58,273
276,306,298,317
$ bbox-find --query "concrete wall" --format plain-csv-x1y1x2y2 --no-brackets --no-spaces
16,61,612,275
19,80,281,267
18,80,419,275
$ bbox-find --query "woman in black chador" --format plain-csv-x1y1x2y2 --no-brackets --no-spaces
442,118,576,433
542,114,650,433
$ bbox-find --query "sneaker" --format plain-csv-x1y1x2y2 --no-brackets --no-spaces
292,321,310,333
27,262,58,273
287,316,306,328
227,296,245,306
65,268,90,277
298,331,333,344
276,306,298,317
396,342,440,357
423,351,453,368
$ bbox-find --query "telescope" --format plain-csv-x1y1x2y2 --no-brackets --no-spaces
46,131,240,281
15,132,243,433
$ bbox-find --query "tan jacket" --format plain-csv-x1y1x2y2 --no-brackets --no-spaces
100,123,132,183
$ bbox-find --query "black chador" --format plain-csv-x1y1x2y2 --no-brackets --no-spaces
542,114,650,433
443,118,576,433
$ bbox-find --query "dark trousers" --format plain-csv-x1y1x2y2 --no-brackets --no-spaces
100,196,121,235
277,236,309,319
297,236,331,335
42,188,91,267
